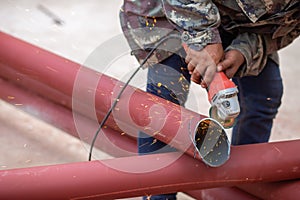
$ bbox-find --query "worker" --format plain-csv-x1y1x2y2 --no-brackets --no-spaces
119,0,299,199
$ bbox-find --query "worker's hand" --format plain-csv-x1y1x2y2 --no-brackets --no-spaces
184,43,224,88
217,49,245,79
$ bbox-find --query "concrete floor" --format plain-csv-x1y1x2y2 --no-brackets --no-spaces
0,1,300,199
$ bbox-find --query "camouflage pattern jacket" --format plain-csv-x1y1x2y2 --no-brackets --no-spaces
120,0,299,77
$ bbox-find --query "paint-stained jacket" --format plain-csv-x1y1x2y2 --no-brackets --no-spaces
120,0,299,77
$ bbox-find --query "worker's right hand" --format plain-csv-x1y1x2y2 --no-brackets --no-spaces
184,43,224,88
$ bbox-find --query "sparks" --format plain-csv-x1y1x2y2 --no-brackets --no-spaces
7,96,15,100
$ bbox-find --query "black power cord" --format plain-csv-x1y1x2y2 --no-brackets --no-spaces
88,34,180,161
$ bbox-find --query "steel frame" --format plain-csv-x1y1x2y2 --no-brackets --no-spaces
0,31,299,199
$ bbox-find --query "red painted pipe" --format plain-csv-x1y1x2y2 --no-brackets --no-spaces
185,187,258,200
1,78,299,200
1,68,300,199
1,81,298,200
1,82,299,200
0,31,231,166
186,180,300,200
0,77,137,157
238,180,300,200
1,31,300,199
0,140,299,200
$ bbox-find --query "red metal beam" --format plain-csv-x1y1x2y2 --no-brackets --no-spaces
0,77,137,157
185,180,300,200
0,31,231,166
238,180,300,199
3,77,300,199
0,140,300,199
185,187,258,200
1,31,300,199
2,76,299,199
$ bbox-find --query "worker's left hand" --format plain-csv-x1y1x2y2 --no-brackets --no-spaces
217,49,245,79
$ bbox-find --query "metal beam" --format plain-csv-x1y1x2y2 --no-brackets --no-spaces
1,75,299,199
185,188,258,200
0,77,137,157
0,31,230,166
1,85,299,200
238,180,300,199
0,140,300,199
0,140,299,199
1,31,300,199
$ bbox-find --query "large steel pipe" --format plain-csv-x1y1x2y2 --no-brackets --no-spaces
238,180,300,199
0,65,300,199
0,139,300,200
0,77,137,157
0,31,230,166
2,80,298,199
185,187,258,200
186,180,300,200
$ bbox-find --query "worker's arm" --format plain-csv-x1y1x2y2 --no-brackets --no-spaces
218,28,300,78
162,0,223,87
219,32,265,78
162,0,221,49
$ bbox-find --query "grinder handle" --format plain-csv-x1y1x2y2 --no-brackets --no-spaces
182,43,236,102
207,71,236,103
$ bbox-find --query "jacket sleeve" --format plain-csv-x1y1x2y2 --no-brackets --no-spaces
226,29,300,77
225,32,266,77
162,0,222,50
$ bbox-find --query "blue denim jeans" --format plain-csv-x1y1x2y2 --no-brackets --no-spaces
231,58,283,145
139,53,283,199
139,53,191,156
139,53,189,200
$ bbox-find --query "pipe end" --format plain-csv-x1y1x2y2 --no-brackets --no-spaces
194,118,230,167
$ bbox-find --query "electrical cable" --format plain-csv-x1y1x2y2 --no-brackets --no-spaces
88,34,180,161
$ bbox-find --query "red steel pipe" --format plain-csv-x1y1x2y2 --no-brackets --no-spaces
185,187,258,200
0,77,137,157
238,180,300,199
1,70,300,199
1,31,300,199
2,77,299,199
2,82,298,200
0,31,228,164
0,140,300,200
186,180,300,200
